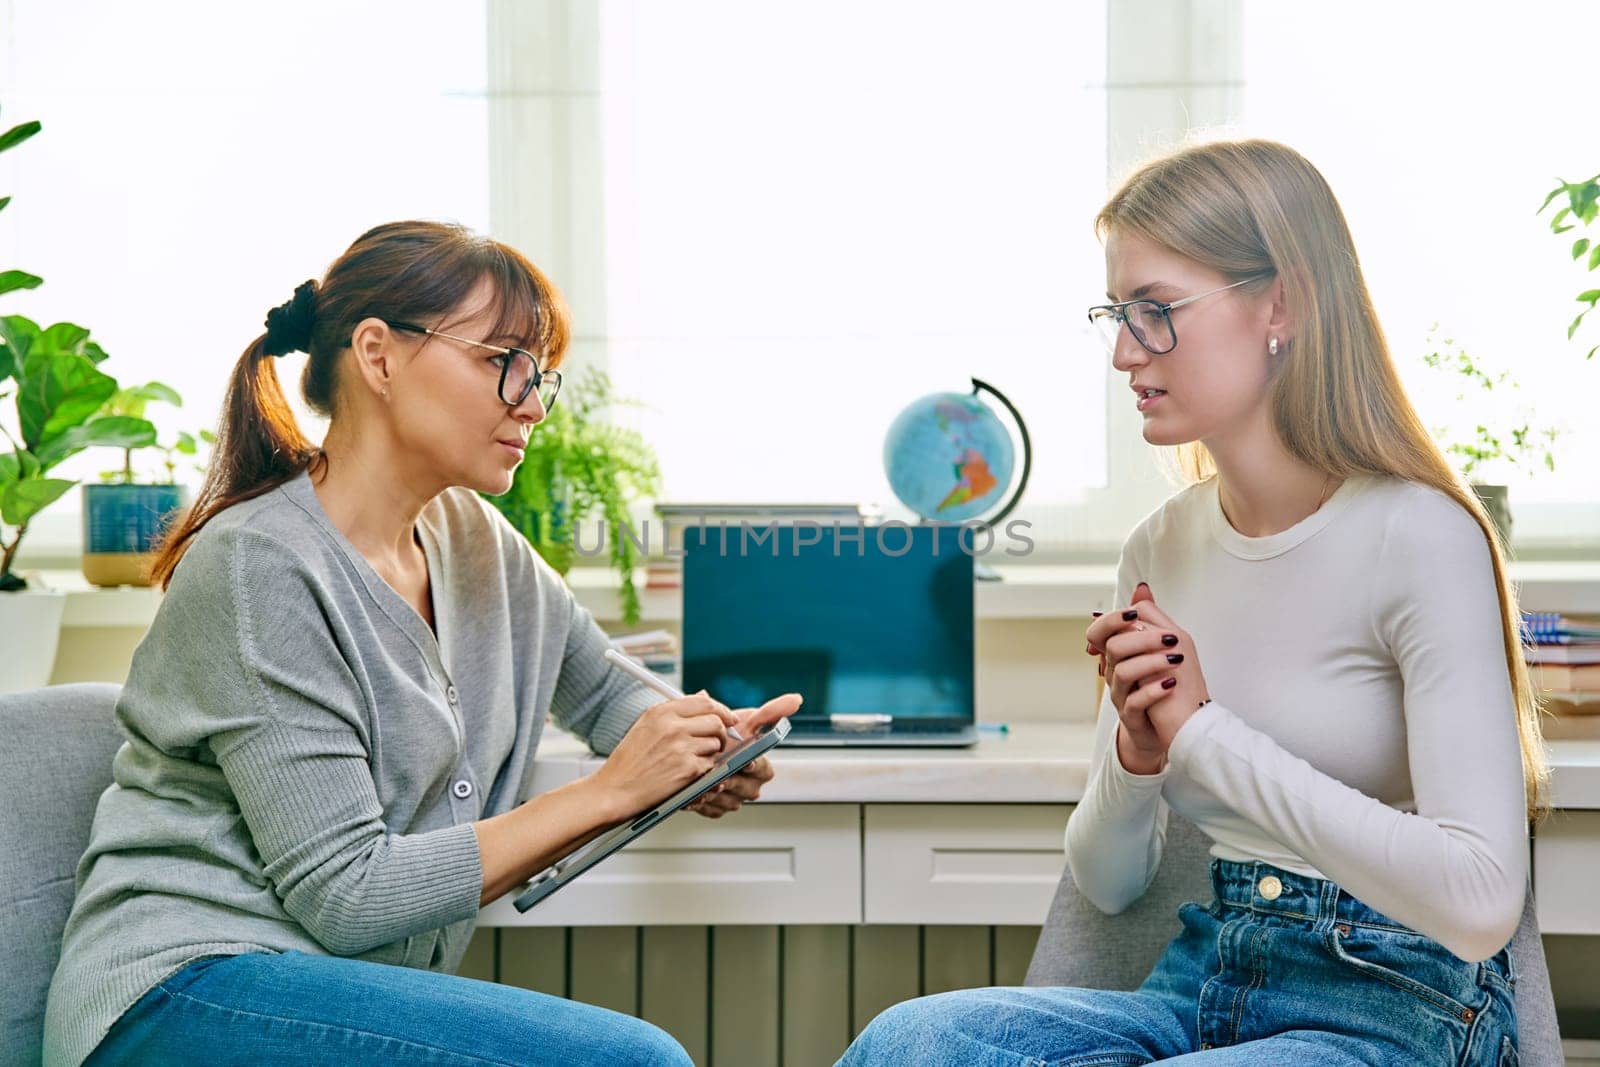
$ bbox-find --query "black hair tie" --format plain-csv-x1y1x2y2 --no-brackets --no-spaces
262,279,319,356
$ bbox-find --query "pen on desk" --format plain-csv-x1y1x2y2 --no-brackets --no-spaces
602,647,744,742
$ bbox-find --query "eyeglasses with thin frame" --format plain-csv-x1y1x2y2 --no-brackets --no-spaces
1086,275,1267,356
386,320,562,411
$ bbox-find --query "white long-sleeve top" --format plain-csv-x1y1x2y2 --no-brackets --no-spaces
1063,474,1529,963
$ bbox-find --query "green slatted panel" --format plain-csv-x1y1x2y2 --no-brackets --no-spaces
993,926,1042,986
921,925,991,995
781,925,852,1066
710,925,780,1067
850,926,919,1037
499,926,568,997
456,927,498,982
570,926,640,1015
640,927,710,1065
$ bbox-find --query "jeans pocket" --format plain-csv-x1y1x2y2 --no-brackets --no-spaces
1321,925,1479,1021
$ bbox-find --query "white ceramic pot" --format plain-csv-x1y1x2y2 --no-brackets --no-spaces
0,587,67,693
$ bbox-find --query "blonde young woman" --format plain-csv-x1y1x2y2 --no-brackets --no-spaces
839,140,1545,1066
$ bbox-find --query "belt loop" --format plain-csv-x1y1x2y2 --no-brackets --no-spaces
1317,876,1341,932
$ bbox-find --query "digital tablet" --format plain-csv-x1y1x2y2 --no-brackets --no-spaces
512,716,792,913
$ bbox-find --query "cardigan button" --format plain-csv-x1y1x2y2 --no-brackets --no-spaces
446,685,460,705
452,779,473,800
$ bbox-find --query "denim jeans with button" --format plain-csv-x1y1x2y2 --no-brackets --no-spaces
839,858,1518,1066
85,949,693,1066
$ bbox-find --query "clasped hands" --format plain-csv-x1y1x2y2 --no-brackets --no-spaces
1086,582,1212,776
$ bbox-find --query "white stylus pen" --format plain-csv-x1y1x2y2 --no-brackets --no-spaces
603,647,744,742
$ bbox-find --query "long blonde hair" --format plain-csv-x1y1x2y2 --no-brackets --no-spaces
1097,138,1549,822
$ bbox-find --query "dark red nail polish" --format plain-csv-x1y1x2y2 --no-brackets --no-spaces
1091,611,1103,618
1162,634,1179,647
1122,610,1138,621
1161,677,1177,690
1097,660,1105,677
1086,644,1100,656
1167,653,1184,664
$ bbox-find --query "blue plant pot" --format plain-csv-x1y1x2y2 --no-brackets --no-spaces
81,483,190,587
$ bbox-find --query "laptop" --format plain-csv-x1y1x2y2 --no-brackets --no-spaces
682,522,977,747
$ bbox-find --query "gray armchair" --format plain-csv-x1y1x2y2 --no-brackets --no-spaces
1026,813,1563,1066
0,684,125,1067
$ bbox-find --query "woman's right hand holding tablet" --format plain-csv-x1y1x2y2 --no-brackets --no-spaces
593,692,743,818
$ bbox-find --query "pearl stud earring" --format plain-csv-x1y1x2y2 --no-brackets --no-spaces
1269,336,1279,356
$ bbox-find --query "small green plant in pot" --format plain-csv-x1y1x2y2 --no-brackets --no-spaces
81,381,211,587
1420,326,1561,550
486,368,662,626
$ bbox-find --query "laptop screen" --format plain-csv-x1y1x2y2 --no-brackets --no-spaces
682,523,975,723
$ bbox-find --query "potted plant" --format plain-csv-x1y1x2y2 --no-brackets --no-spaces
1420,327,1560,550
81,381,211,587
1538,172,1599,361
0,103,157,691
486,368,662,625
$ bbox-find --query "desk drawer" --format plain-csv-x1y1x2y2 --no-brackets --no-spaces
864,804,1071,925
1535,810,1600,934
479,803,861,927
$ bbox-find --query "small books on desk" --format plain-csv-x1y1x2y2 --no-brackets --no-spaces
1521,612,1600,665
1521,611,1600,645
1523,612,1600,713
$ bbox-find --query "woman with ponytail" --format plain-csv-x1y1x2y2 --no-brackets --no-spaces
44,221,800,1067
842,141,1545,1065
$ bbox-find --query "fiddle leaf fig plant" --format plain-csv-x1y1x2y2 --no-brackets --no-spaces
0,101,157,589
0,317,157,588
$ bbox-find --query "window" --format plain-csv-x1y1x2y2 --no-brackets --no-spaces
3,0,489,562
598,2,1109,531
1239,0,1600,547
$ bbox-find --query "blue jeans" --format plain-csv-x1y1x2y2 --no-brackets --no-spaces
840,859,1519,1066
84,948,692,1066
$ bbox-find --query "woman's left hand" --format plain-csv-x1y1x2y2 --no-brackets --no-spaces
688,754,774,818
687,693,798,819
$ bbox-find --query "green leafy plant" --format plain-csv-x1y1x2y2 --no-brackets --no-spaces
1421,327,1559,481
1538,173,1600,359
0,104,156,589
94,381,214,484
487,368,662,625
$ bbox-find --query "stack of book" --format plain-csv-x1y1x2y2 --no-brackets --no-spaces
1522,611,1600,715
609,628,681,692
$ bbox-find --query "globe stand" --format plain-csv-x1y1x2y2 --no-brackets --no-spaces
968,378,1031,582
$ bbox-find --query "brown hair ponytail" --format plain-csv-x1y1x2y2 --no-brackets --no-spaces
151,220,569,588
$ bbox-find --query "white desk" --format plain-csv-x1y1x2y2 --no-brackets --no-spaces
478,723,1600,933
